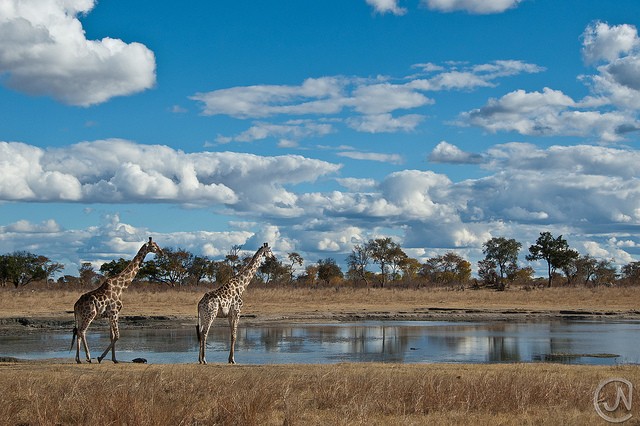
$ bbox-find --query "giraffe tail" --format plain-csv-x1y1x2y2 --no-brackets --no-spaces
69,327,77,352
195,324,201,342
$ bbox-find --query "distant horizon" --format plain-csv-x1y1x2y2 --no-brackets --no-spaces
0,233,625,283
1,0,640,278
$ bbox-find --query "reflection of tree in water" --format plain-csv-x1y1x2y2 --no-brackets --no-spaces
19,320,622,363
113,328,199,353
487,336,521,362
549,321,574,357
238,325,417,361
256,327,306,353
532,321,573,362
480,323,520,362
345,326,412,361
421,325,480,357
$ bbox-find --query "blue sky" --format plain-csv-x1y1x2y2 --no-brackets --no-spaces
2,0,640,276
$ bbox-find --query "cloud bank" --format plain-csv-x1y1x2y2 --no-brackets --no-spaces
195,60,543,143
2,139,640,272
0,140,341,217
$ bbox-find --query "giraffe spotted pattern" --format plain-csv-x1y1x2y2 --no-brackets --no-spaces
196,242,274,364
70,237,163,364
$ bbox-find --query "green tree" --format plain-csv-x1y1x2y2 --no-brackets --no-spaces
573,255,598,286
259,255,288,284
592,259,617,286
510,266,535,286
621,260,640,284
399,256,422,284
421,252,471,286
477,258,499,287
526,232,578,288
301,264,319,286
207,260,234,285
188,255,211,286
317,258,343,285
78,262,99,286
99,258,129,277
152,247,192,286
366,237,402,287
557,247,580,285
482,237,522,289
388,245,408,282
0,252,62,288
139,258,162,283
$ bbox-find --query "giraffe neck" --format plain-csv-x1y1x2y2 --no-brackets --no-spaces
233,249,264,294
107,245,150,294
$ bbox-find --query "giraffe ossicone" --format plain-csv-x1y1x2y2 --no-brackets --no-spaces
70,237,163,364
196,242,274,364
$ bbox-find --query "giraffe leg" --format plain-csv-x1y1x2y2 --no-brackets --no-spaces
72,327,81,364
75,313,94,363
228,313,240,364
98,317,120,364
79,328,92,363
71,326,81,364
198,319,213,365
197,302,217,365
110,321,119,363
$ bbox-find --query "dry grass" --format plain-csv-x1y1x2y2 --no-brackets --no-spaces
0,285,639,320
1,286,639,424
0,362,638,425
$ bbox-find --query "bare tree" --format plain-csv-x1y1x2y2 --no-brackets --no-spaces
347,244,371,287
287,252,304,283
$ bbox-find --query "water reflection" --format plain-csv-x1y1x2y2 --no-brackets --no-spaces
1,320,639,365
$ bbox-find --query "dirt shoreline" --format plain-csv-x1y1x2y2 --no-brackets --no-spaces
2,306,639,336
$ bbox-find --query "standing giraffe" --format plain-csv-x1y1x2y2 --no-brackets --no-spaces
70,237,163,364
196,242,274,364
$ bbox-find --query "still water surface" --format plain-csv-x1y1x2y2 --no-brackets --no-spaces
1,320,638,365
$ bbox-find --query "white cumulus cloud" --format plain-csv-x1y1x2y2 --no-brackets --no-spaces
198,60,542,142
0,140,341,211
459,87,639,142
582,21,640,64
429,141,484,164
0,0,156,106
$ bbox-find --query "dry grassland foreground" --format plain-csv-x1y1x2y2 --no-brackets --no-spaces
1,286,640,425
0,362,639,425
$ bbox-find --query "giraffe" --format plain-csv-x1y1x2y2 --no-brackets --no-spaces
70,237,163,364
196,242,274,364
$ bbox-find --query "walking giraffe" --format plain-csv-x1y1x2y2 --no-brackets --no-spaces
70,237,163,364
196,242,274,364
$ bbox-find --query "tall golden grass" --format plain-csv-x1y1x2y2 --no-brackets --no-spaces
1,285,639,319
1,362,638,425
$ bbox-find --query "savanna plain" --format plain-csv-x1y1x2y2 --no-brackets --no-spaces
1,285,639,425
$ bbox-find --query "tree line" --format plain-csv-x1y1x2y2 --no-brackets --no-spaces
1,232,640,289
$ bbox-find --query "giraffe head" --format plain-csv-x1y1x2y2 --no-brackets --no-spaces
144,237,164,257
258,242,275,262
